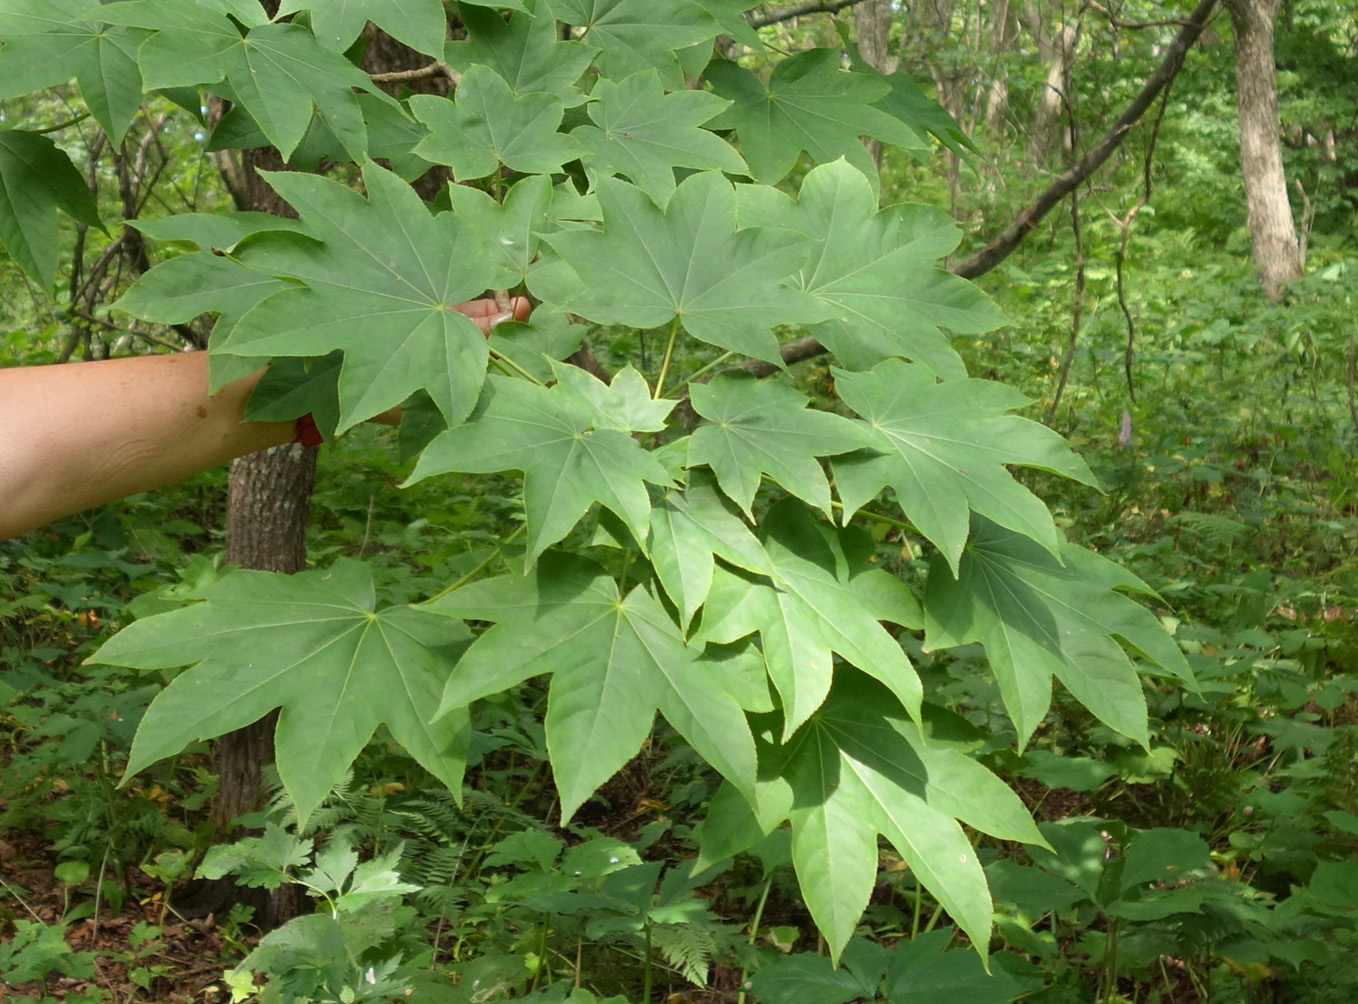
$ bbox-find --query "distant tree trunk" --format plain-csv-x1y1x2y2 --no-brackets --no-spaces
854,0,898,166
1019,2,1079,165
1224,0,1302,296
982,0,1019,135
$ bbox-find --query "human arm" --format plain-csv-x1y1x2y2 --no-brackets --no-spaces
0,296,530,540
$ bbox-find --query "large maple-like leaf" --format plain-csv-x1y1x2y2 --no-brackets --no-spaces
737,160,1005,377
407,373,675,565
445,173,553,289
448,0,597,105
0,129,103,288
649,470,771,632
533,172,833,367
0,0,145,142
411,65,583,181
573,69,747,205
687,372,874,518
213,162,497,430
114,212,301,389
549,0,719,88
832,358,1099,573
923,516,1194,747
696,501,921,737
97,1,371,159
427,553,757,822
89,560,472,826
700,671,1039,959
706,49,925,186
276,0,450,56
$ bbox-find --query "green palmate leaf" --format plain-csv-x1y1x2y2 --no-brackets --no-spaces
549,0,719,89
649,470,771,632
410,65,584,180
697,501,921,736
276,0,449,56
0,0,146,143
448,0,597,106
486,309,586,384
688,372,874,517
715,672,997,960
834,21,971,158
98,2,370,159
89,560,472,827
551,361,672,433
923,516,1194,748
573,70,747,205
445,173,552,288
214,162,496,429
407,373,675,564
116,214,300,389
427,553,756,822
832,358,1098,573
689,0,761,48
533,172,832,366
706,49,925,186
0,129,103,288
359,93,434,181
883,929,1027,1004
737,160,1005,377
242,352,343,439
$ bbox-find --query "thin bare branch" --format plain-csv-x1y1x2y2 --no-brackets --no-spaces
952,0,1218,280
727,0,1217,379
749,0,867,28
369,62,460,85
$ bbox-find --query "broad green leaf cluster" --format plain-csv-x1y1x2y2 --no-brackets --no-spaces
0,0,1192,960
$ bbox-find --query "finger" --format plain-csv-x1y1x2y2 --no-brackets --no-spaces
453,297,498,318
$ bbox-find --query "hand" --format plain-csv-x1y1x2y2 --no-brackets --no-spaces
368,293,532,426
455,293,533,334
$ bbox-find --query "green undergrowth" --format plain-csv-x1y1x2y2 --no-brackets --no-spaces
6,289,1358,1002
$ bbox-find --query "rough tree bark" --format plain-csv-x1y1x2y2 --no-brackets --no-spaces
1224,0,1302,296
203,2,456,928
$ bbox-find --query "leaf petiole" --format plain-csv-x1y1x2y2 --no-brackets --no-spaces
488,347,546,386
682,349,735,387
422,525,526,604
652,316,682,399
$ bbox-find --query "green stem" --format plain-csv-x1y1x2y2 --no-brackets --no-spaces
736,872,775,1004
643,919,653,1004
682,350,735,387
652,317,682,399
35,111,90,134
421,525,525,604
488,347,545,386
829,499,916,535
911,878,922,939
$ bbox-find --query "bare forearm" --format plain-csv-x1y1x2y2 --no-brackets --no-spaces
0,353,294,540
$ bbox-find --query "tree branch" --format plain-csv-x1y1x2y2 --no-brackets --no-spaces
749,0,867,28
731,0,1218,378
951,0,1218,279
369,62,460,85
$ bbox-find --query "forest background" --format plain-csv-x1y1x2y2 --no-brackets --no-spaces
1,1,1356,1002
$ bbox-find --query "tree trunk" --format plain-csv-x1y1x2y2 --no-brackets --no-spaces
1019,2,1079,165
1224,0,1302,297
854,0,898,166
212,442,317,840
202,5,455,928
982,0,1018,135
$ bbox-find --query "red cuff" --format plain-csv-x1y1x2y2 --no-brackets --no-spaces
293,413,323,447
